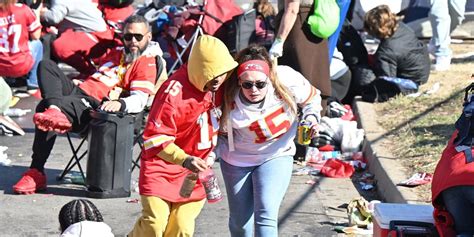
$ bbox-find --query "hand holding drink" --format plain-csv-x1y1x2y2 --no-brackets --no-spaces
297,115,319,145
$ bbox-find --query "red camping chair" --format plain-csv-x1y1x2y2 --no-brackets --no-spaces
164,0,243,75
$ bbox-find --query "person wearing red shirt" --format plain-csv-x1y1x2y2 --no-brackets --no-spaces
432,134,474,236
0,0,41,135
39,0,115,75
12,15,162,195
128,35,238,237
0,1,41,77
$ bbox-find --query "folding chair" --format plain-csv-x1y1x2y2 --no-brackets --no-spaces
56,132,88,183
56,54,167,181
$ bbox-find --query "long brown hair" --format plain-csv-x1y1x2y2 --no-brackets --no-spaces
364,4,399,39
220,44,296,127
0,0,16,11
254,0,275,18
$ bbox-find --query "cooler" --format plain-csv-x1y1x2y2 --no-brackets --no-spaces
373,203,435,237
86,110,137,198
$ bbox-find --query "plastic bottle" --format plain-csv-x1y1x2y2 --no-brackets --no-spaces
199,168,223,203
179,172,198,198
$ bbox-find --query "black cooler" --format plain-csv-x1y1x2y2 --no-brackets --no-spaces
86,110,136,198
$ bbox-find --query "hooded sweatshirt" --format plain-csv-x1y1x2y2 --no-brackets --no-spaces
139,35,238,202
60,221,114,237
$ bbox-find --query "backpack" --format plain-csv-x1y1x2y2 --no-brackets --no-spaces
337,19,369,68
307,0,340,38
102,0,134,8
225,9,257,54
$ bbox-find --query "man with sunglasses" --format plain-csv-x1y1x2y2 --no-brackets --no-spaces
12,15,164,195
129,35,238,237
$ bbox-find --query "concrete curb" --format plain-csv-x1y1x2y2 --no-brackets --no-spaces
353,97,421,204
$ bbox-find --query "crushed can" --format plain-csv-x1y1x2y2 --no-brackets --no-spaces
297,120,312,145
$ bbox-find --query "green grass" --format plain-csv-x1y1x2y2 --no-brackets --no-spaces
372,43,474,202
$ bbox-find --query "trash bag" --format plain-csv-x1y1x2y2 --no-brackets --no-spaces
347,197,372,227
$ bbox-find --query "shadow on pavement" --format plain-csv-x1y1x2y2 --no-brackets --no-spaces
0,165,87,197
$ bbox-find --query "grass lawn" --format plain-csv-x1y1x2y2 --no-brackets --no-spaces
373,42,474,202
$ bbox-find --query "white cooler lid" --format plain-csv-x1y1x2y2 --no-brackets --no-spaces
373,203,434,227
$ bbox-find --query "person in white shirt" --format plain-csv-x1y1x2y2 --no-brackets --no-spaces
217,44,322,237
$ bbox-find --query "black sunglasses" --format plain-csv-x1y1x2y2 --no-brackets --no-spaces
123,33,145,41
241,81,268,89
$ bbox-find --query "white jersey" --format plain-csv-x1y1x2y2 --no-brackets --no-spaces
218,65,322,167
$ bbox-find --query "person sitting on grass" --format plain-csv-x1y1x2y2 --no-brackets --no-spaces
359,4,430,102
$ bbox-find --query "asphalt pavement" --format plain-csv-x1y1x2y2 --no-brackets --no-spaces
0,95,369,237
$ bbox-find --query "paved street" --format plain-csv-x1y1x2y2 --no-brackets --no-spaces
0,96,368,236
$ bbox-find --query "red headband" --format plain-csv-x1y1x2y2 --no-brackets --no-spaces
237,60,270,78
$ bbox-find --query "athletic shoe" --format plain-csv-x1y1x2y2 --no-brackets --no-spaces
33,108,72,133
0,115,25,136
431,56,451,71
13,168,47,194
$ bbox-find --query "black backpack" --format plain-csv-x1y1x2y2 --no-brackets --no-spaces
225,9,257,54
336,19,369,68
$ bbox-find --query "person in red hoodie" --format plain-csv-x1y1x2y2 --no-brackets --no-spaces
128,35,238,237
432,84,474,236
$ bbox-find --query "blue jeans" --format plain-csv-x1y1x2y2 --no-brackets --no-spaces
441,185,474,235
429,0,466,57
220,156,293,237
27,40,43,89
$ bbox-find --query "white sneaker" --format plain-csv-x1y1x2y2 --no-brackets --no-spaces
0,115,25,136
431,56,451,71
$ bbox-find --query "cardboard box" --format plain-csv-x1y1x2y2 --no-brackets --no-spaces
373,203,434,237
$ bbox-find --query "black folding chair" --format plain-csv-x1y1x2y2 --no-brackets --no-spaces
57,55,166,180
56,133,88,182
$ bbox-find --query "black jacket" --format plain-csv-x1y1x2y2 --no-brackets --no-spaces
373,23,430,85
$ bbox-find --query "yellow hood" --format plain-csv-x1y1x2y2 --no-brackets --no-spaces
187,35,238,92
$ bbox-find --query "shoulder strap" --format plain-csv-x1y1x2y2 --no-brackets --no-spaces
155,55,164,80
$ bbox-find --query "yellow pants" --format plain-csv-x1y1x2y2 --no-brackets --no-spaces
129,195,205,237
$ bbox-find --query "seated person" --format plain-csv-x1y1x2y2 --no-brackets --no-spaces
361,5,430,101
0,0,42,93
12,15,163,195
58,199,113,236
96,0,134,29
254,0,275,49
40,0,116,76
432,82,474,236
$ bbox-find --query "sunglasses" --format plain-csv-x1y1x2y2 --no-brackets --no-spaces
123,33,145,41
241,80,268,89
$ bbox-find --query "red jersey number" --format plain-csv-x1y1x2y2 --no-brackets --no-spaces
249,107,291,143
